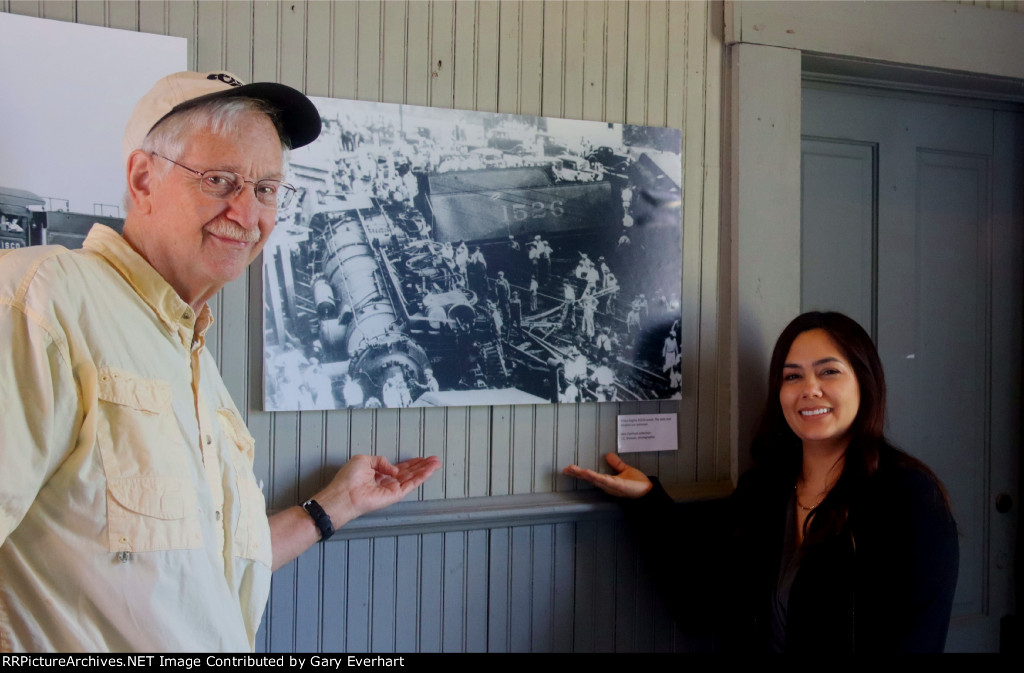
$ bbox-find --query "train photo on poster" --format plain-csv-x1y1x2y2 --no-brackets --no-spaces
263,98,682,411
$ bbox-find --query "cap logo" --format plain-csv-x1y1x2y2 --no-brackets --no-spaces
207,73,243,87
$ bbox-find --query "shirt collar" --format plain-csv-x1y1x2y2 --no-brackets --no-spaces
82,224,214,338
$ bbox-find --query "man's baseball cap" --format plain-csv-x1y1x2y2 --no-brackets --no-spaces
122,70,321,164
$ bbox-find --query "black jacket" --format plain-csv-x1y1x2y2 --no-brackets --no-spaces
624,447,959,652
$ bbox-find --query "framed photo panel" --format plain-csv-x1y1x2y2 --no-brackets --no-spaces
264,97,682,411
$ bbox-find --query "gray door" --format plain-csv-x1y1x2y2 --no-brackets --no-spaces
801,84,1022,652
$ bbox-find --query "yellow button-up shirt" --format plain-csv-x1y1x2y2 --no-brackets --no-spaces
0,225,271,652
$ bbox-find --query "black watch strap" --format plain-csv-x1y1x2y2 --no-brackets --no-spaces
302,499,335,542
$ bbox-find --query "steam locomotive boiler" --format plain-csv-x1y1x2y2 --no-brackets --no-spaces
315,209,431,394
266,196,489,407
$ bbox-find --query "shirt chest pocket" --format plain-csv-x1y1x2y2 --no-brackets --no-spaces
96,367,202,553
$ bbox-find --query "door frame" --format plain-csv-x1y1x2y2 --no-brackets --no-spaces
724,0,1024,476
723,0,1024,652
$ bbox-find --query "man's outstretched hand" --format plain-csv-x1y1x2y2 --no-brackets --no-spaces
270,454,441,570
323,454,443,522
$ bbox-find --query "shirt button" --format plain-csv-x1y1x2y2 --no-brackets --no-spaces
215,510,222,521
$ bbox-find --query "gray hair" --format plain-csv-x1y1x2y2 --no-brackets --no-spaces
125,96,291,212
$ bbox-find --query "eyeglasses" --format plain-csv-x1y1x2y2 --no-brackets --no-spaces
152,153,296,209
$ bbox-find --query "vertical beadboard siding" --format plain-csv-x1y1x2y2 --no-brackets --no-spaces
265,519,676,653
697,1,729,486
3,0,722,652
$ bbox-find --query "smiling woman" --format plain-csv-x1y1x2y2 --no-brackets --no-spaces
563,311,959,652
777,328,863,543
779,329,861,452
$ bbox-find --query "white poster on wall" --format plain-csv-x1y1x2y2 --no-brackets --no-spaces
0,13,185,246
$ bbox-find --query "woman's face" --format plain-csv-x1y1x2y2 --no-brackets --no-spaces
779,329,861,452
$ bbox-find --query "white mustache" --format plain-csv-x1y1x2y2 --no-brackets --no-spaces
206,221,261,243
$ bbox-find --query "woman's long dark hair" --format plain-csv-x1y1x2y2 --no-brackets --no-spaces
750,311,944,543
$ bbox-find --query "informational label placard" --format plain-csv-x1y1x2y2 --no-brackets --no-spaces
617,413,678,453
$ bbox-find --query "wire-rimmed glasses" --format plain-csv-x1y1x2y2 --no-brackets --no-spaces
152,152,296,210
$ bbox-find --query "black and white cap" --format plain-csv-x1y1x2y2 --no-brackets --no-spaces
122,70,321,164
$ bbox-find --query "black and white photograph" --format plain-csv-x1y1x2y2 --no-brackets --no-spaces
263,97,682,411
0,13,184,251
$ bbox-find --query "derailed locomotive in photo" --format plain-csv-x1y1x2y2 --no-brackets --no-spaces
265,187,564,410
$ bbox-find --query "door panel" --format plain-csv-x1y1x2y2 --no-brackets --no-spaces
802,85,1021,652
800,138,876,334
908,151,988,623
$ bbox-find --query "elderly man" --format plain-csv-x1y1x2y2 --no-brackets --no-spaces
0,72,440,652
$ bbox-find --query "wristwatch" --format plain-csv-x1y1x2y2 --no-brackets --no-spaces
301,498,335,542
